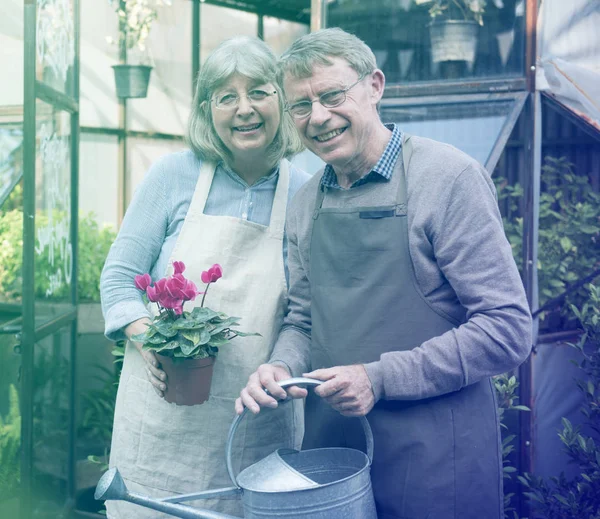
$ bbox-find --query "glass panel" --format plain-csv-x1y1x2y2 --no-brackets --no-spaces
0,119,24,310
0,0,24,106
36,0,76,96
264,17,309,56
0,333,22,518
327,0,526,83
0,124,23,208
381,97,515,165
127,137,186,200
80,0,120,128
200,4,258,64
128,0,192,135
31,327,72,518
79,132,119,229
35,101,73,322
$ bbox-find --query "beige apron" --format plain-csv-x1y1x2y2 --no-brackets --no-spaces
106,160,302,519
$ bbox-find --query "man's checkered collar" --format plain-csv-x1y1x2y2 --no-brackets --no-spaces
320,124,402,190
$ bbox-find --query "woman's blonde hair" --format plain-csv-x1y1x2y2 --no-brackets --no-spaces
187,36,303,168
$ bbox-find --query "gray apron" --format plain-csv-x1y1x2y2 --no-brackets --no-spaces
304,135,503,519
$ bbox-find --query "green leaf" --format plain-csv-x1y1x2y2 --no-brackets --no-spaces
208,333,231,347
198,328,211,345
579,224,600,234
523,491,544,503
179,339,197,356
209,317,241,335
189,307,220,323
182,330,201,346
151,319,178,338
231,330,261,337
553,494,569,506
153,340,180,352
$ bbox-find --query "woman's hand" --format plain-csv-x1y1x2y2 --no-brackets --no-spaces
235,363,308,415
125,318,168,398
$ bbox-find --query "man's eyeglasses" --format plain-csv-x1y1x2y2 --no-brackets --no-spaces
285,73,370,119
212,89,277,110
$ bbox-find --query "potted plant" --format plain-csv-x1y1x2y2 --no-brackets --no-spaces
107,0,171,99
416,0,485,70
131,261,259,406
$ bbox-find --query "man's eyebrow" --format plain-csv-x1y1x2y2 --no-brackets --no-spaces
288,83,344,104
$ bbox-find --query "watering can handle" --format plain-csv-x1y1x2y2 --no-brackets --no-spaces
226,377,375,487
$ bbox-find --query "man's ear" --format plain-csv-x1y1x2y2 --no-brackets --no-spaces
370,69,386,104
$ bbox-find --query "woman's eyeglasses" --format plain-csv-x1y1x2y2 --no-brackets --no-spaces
212,89,277,110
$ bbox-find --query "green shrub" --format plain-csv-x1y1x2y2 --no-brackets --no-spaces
0,209,116,303
494,373,530,519
519,284,600,518
0,384,21,502
496,157,600,331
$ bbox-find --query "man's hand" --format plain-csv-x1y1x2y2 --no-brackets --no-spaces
235,364,308,415
303,365,375,417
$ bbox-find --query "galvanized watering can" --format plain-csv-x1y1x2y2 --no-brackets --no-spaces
95,378,376,518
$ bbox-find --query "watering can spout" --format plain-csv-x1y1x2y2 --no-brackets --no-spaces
95,468,241,519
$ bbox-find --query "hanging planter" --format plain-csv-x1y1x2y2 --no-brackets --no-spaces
107,0,171,99
428,20,479,66
112,64,152,99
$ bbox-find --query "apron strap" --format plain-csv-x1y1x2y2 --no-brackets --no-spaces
192,160,217,214
394,133,412,210
268,159,290,238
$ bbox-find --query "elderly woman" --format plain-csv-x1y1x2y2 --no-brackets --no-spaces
100,36,308,518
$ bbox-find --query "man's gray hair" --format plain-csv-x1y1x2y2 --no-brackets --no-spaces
187,36,303,168
279,28,377,80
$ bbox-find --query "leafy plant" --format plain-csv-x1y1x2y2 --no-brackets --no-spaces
494,373,530,519
0,385,21,502
132,262,259,361
496,157,600,332
0,206,116,303
107,0,172,54
519,284,600,518
415,0,486,25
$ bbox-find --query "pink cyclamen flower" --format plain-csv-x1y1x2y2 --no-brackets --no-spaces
147,278,168,303
173,261,186,275
146,285,159,302
166,275,186,299
181,280,199,301
201,264,223,284
134,273,152,291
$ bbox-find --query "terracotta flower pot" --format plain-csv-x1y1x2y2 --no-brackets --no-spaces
157,355,215,406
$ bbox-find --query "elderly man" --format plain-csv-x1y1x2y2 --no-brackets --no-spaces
236,28,532,518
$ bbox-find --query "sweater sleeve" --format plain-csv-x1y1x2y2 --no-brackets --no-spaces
364,163,532,401
269,198,312,377
100,159,170,342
